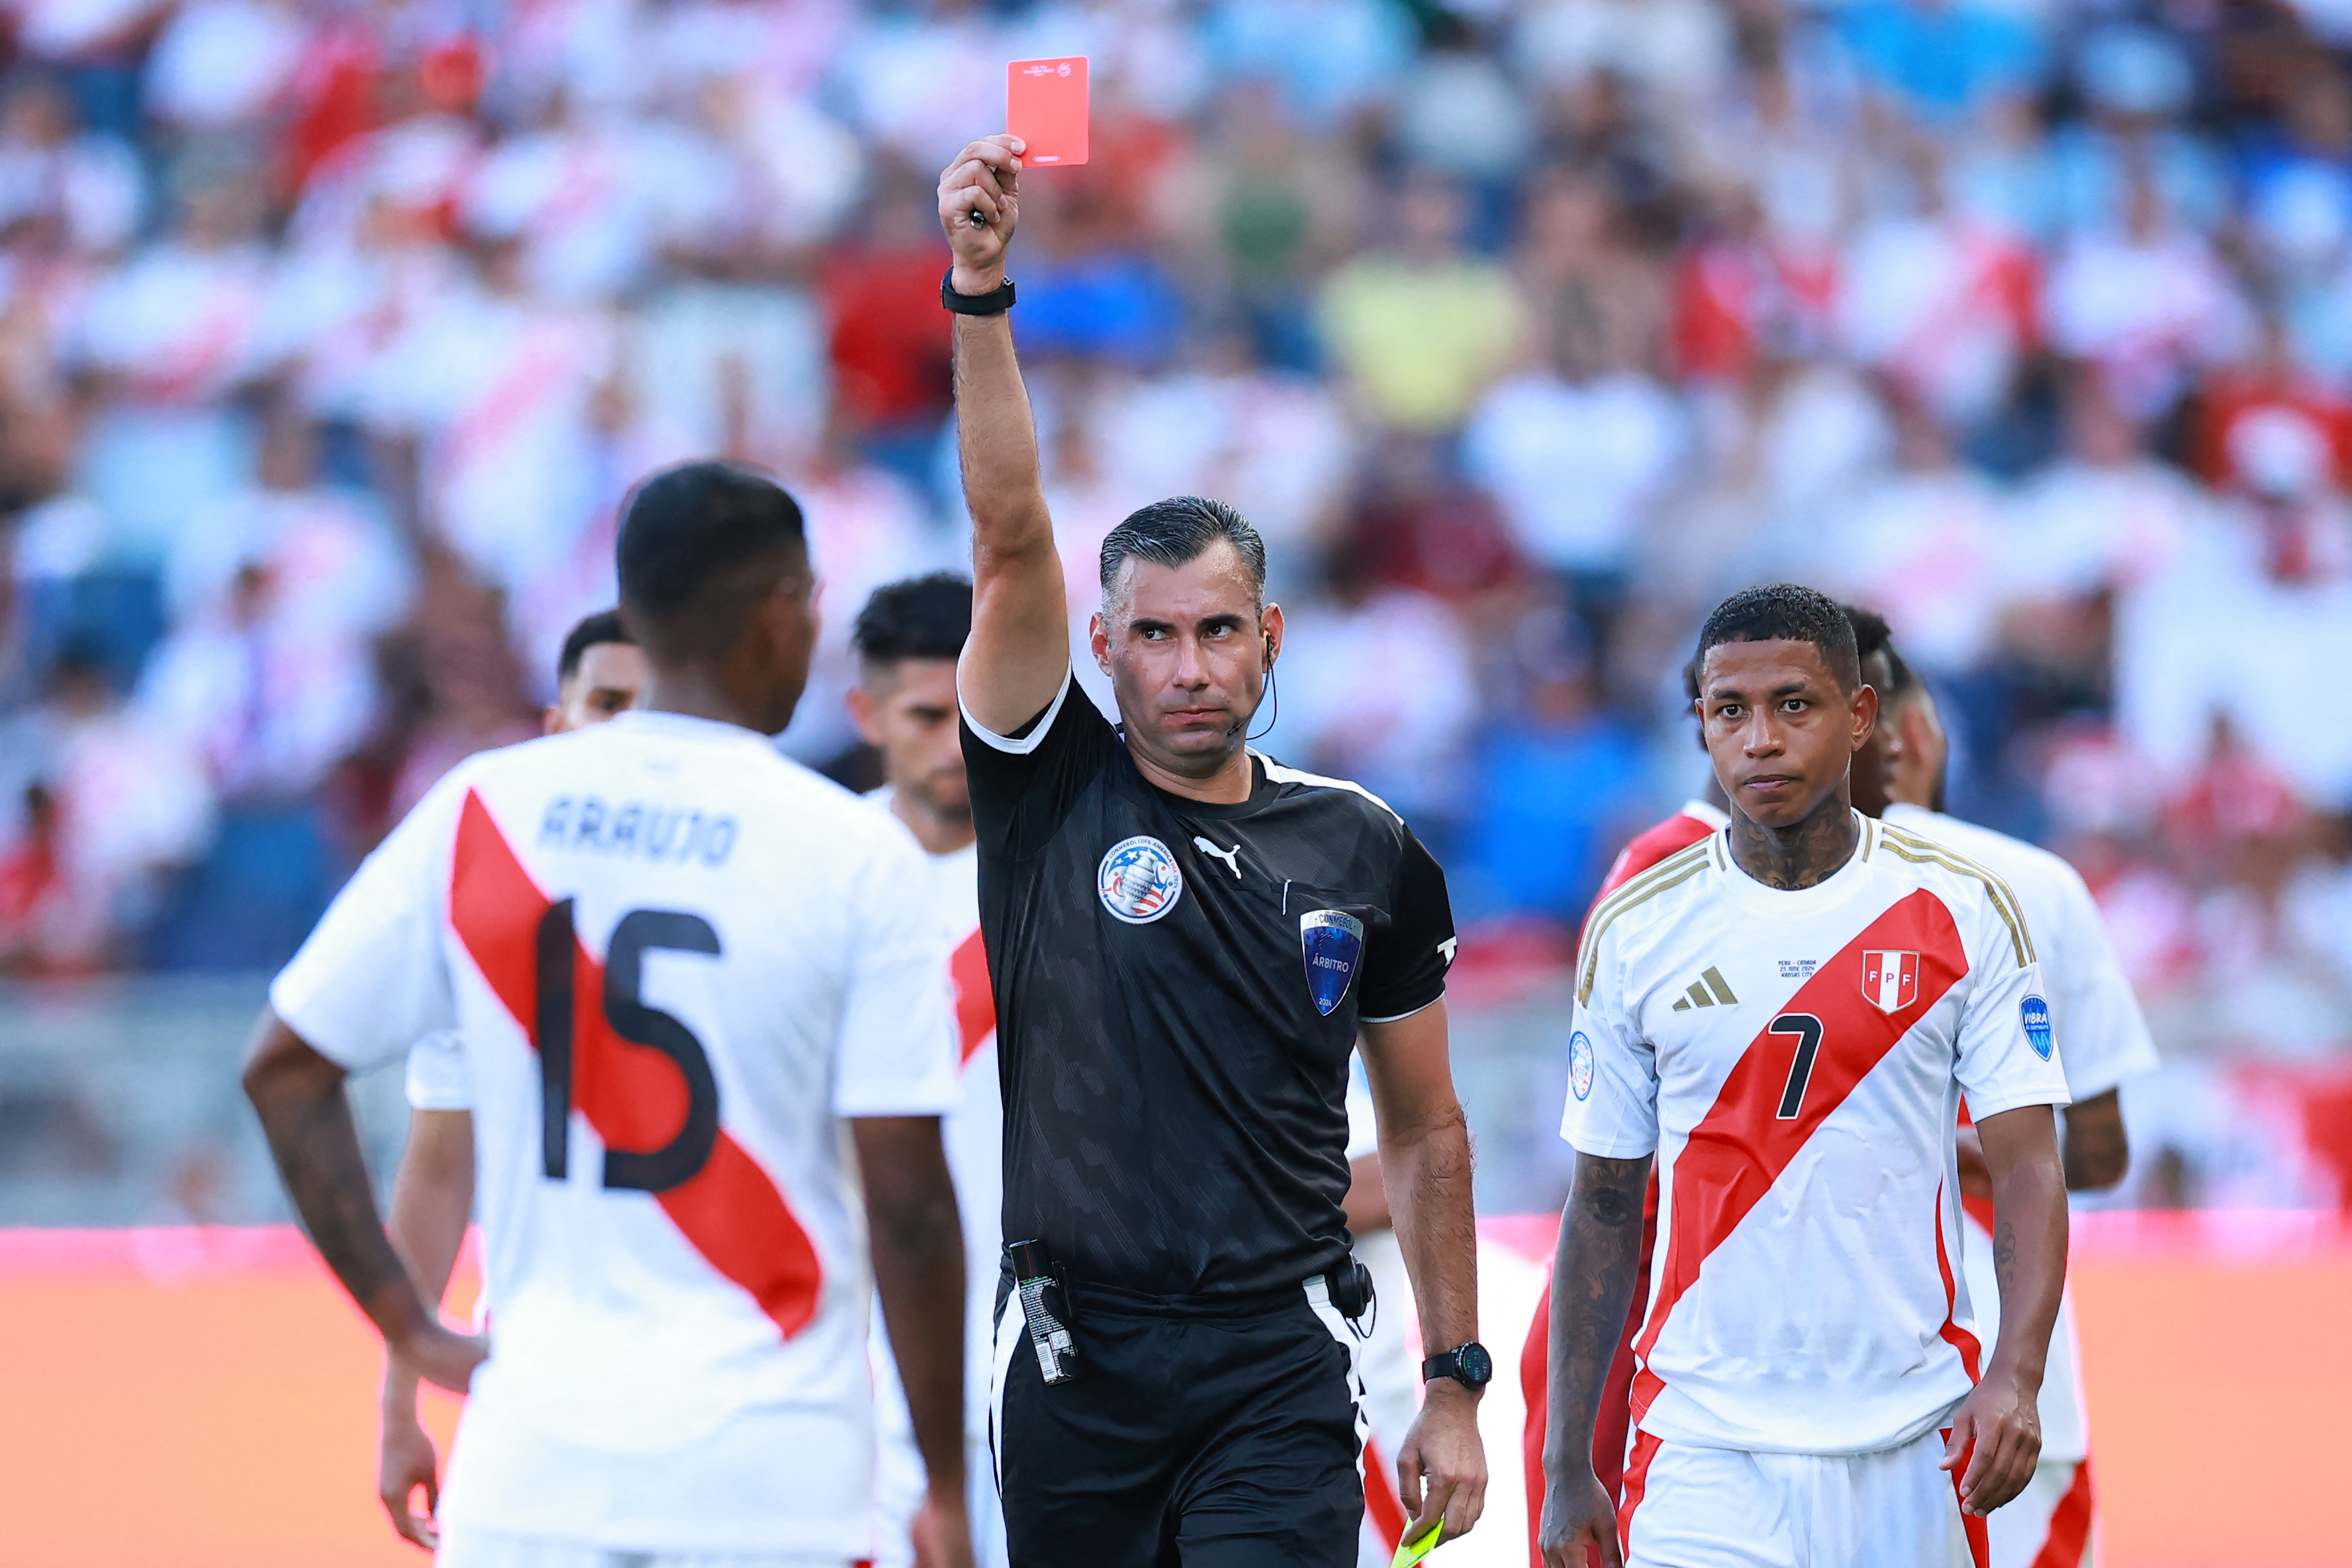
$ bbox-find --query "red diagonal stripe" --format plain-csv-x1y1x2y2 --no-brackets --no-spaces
1634,889,1969,1387
1934,1185,1983,1381
2029,1455,2094,1568
449,789,824,1337
949,926,994,1066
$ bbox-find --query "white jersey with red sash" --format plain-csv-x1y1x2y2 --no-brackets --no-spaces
270,712,958,1554
1562,813,2069,1457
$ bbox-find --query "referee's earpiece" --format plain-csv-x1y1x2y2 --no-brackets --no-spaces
1262,631,1274,673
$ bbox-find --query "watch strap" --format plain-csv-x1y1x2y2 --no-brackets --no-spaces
941,268,1015,316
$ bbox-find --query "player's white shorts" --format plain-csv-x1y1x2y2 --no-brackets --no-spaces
434,1532,862,1568
1985,1459,2093,1568
1621,1425,1987,1568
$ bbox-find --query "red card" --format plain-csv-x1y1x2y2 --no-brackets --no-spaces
1008,57,1088,167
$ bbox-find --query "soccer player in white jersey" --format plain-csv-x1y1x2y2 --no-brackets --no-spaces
242,462,975,1568
1538,584,2071,1568
1846,608,2154,1568
375,607,649,1548
846,573,1010,1568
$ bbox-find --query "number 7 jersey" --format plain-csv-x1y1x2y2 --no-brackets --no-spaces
269,711,960,1554
1561,813,2070,1456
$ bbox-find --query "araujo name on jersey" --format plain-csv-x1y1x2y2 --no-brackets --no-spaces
538,795,738,867
1299,909,1364,1016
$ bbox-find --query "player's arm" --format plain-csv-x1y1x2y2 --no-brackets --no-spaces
1360,999,1488,1544
1538,1151,1650,1568
854,1115,972,1568
241,1013,485,1393
1945,1103,2067,1516
378,1107,475,1548
937,134,1067,735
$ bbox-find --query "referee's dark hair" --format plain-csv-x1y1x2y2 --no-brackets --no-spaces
557,608,634,684
616,461,808,661
853,573,972,670
1842,604,1920,705
1100,496,1266,615
1695,584,1861,692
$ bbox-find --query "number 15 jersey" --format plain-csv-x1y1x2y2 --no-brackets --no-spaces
1561,813,2069,1457
269,711,959,1555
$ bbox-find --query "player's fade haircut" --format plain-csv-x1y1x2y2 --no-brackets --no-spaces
557,608,634,684
1098,496,1266,620
853,573,972,670
1695,584,1861,692
616,461,807,659
1842,604,1920,704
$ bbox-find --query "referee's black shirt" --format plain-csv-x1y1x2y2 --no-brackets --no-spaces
963,674,1456,1301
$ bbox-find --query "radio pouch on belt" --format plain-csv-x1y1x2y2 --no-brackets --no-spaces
1008,1238,1080,1384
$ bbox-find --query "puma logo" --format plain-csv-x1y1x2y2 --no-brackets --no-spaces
1193,837,1242,880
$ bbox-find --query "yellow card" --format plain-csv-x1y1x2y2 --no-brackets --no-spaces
1390,1518,1444,1568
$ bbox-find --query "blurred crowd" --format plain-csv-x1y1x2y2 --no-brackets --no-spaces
1,0,2351,1180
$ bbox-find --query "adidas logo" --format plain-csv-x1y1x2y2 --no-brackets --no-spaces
1671,967,1739,1011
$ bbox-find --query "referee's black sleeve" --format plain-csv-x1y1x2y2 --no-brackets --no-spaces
1358,825,1456,1023
959,673,1118,861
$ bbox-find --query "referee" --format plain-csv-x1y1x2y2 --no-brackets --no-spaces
937,137,1489,1567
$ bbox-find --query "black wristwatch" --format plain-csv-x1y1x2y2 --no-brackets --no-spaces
942,267,1015,316
1423,1342,1493,1391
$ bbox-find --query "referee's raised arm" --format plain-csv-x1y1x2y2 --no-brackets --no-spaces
937,136,1068,735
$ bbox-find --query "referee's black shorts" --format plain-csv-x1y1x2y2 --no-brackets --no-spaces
989,1273,1368,1568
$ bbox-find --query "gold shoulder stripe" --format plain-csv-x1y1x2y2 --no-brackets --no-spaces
1576,843,1717,1004
1875,825,2036,968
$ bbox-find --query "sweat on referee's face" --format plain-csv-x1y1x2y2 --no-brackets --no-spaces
1088,537,1283,780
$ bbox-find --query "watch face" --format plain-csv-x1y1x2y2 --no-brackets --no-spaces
1458,1342,1493,1385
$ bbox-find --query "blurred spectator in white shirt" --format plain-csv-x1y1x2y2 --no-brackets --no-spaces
0,72,143,254
1257,541,1476,827
2046,171,2253,422
141,0,307,131
136,402,412,803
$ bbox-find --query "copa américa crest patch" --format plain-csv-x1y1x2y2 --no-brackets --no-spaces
2020,993,2053,1060
1299,909,1364,1016
1098,835,1182,924
1570,1031,1595,1101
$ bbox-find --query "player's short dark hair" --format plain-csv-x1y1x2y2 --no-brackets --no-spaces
1099,495,1266,614
616,461,807,659
1842,604,1920,705
557,608,633,684
1695,584,1860,692
853,573,972,668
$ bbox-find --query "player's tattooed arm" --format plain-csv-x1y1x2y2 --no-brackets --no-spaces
1538,1151,1652,1568
241,1012,486,1394
854,1115,974,1568
1944,1103,2067,1518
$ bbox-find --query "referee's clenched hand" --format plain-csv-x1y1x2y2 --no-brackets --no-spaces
939,134,1021,286
1398,1381,1487,1543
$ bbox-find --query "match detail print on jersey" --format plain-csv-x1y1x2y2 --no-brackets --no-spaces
1630,889,1969,1416
449,789,825,1338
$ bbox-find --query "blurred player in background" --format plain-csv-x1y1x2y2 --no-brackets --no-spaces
849,573,1009,1568
374,606,648,1547
242,462,974,1568
1541,586,2070,1568
1517,659,1726,1565
1846,608,2155,1568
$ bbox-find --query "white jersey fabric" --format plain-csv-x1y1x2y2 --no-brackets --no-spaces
1562,814,2070,1455
269,712,959,1556
1885,802,2158,1475
863,788,1009,1568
